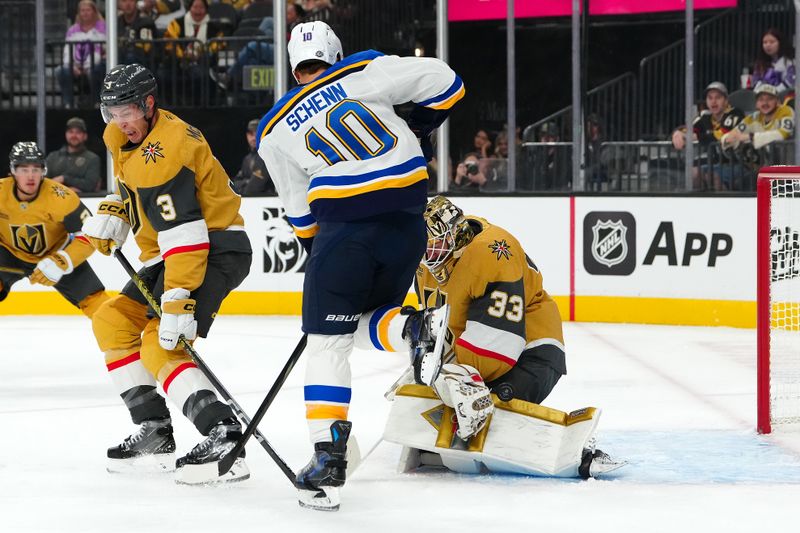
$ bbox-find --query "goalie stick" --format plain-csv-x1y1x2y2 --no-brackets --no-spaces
384,305,453,400
111,246,303,483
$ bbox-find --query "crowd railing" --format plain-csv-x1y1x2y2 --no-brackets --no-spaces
451,139,794,194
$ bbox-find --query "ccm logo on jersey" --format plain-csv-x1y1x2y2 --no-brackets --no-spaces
325,313,362,322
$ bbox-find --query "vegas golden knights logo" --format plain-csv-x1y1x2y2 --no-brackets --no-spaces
118,181,141,234
11,224,47,255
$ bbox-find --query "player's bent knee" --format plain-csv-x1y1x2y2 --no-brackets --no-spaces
140,320,186,378
78,290,110,319
92,296,149,352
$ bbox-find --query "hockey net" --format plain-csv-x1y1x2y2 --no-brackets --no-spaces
758,167,800,433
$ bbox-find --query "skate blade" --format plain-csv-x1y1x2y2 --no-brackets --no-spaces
590,459,628,478
175,457,250,485
298,487,340,511
107,453,176,474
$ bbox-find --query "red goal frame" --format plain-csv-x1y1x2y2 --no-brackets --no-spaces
757,166,800,434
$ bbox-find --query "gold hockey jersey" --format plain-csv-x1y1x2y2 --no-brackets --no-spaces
0,177,93,266
415,216,565,382
104,109,246,292
736,104,795,149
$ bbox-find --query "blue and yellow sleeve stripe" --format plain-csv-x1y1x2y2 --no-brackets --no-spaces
287,213,319,239
417,75,465,110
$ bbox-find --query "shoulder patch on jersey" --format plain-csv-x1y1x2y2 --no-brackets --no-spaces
50,183,68,199
489,239,513,261
141,141,165,164
186,125,202,142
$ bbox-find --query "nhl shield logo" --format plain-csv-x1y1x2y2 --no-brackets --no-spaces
583,211,636,276
591,219,628,267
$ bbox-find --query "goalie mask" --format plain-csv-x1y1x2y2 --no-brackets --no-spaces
423,196,474,283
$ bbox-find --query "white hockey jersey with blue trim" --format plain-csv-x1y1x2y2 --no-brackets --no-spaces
256,50,464,240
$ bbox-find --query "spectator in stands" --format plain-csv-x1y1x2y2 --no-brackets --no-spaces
481,129,521,192
234,119,276,196
220,0,253,10
672,82,744,151
303,0,333,21
585,113,608,191
59,0,106,109
118,0,157,65
752,28,795,99
45,117,102,194
287,1,307,29
720,82,796,189
470,129,493,159
210,14,276,91
530,121,569,190
670,82,744,190
452,152,484,191
161,0,225,104
138,0,181,19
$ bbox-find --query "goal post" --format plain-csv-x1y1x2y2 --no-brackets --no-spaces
757,166,800,434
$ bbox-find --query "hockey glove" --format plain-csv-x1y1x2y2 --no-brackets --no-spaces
30,251,73,286
81,194,130,255
433,364,494,440
159,288,198,350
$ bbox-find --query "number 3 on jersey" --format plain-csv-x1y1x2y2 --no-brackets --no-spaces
305,99,397,164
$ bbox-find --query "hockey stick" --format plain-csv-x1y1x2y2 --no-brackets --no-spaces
0,265,26,275
111,246,302,484
218,332,306,478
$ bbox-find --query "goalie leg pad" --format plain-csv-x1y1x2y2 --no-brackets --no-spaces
433,364,494,440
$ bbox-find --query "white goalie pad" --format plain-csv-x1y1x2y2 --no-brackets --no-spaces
382,384,601,477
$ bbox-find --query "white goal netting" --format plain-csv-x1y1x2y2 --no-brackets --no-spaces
767,178,800,427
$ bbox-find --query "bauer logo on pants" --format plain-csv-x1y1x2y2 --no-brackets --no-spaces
262,207,307,273
583,211,636,275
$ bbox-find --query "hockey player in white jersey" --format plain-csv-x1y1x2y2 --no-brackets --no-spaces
257,21,464,511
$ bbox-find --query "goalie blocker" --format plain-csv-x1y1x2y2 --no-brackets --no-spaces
383,384,625,478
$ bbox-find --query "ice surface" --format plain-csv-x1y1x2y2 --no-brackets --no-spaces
1,316,798,532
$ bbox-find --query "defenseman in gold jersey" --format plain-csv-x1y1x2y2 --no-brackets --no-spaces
81,64,252,484
0,142,108,316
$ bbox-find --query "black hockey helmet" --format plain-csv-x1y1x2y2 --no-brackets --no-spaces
100,63,157,123
9,141,46,172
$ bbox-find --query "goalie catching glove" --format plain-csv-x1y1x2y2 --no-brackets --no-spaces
159,288,198,350
29,251,73,286
81,194,130,255
433,364,494,440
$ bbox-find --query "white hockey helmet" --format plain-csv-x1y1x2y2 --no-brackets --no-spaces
288,21,343,72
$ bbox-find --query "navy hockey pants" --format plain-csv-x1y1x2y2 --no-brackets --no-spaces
302,211,426,335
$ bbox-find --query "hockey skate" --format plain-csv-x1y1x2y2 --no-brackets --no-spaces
175,419,250,485
107,418,176,474
402,304,450,386
578,438,627,479
296,420,352,512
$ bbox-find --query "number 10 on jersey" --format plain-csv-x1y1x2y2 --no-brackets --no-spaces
305,99,397,165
